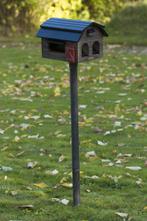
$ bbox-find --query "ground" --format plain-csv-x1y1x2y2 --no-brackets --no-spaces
0,42,147,221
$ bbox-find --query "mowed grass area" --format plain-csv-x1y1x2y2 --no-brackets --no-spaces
106,3,147,46
0,42,147,221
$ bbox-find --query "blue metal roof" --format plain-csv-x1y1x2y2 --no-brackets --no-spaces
37,18,108,42
41,18,92,32
37,28,81,42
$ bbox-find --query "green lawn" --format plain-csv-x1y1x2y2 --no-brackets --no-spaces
0,42,147,221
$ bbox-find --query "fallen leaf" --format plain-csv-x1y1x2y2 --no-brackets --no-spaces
0,129,5,134
61,183,73,188
28,134,39,139
16,151,25,157
43,114,52,119
117,153,132,158
60,198,69,205
84,175,99,180
54,86,61,96
108,175,122,183
85,151,97,158
144,160,147,167
114,121,121,127
143,206,147,210
140,114,147,121
115,212,128,219
27,161,37,169
1,146,9,152
10,190,18,196
31,115,40,120
45,169,59,176
58,155,65,163
20,123,30,130
97,140,108,146
34,182,48,189
126,166,142,171
18,204,34,210
51,198,69,205
79,104,87,109
0,166,13,172
101,159,111,163
92,127,103,133
136,178,142,186
14,136,20,142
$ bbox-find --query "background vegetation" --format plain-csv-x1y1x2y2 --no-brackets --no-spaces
0,0,142,35
107,2,147,45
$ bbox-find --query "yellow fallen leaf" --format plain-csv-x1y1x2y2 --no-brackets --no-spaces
34,182,48,189
61,183,73,188
54,86,61,96
38,66,48,73
1,146,8,152
58,155,65,163
143,206,147,211
11,190,18,196
60,177,68,184
14,136,20,142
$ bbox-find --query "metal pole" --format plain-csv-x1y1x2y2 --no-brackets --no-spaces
69,62,80,206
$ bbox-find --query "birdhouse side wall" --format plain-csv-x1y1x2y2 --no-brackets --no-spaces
41,38,67,61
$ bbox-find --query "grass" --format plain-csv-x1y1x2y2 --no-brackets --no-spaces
106,2,147,46
0,41,147,221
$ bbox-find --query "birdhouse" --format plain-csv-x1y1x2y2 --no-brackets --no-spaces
37,18,108,206
37,18,108,63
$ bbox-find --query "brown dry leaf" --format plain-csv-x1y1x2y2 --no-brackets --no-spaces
144,160,147,167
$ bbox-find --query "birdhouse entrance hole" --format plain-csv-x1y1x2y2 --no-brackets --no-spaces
92,41,100,54
82,43,89,57
49,41,65,53
86,28,95,37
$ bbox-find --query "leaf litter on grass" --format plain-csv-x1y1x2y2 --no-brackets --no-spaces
0,46,147,220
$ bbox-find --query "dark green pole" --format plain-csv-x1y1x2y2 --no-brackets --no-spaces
69,62,80,206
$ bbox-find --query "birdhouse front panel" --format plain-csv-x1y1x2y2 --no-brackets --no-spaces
77,26,103,62
37,18,108,63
